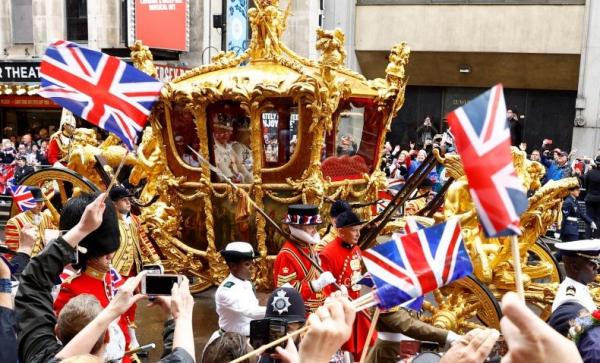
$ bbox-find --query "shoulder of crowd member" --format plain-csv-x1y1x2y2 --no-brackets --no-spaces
158,347,195,363
0,305,17,363
578,325,600,363
10,252,31,277
160,318,176,358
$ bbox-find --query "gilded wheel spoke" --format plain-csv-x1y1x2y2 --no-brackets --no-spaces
58,181,68,205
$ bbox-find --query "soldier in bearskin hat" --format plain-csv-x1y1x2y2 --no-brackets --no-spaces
273,204,335,313
53,193,136,362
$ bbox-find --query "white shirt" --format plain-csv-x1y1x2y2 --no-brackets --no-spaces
215,273,266,336
552,276,596,313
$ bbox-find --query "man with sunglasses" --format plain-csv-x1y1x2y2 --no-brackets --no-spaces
549,240,600,336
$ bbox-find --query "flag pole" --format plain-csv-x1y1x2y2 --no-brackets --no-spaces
358,307,380,363
102,150,129,202
510,235,525,302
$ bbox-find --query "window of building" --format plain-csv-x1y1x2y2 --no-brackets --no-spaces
11,0,33,44
66,0,88,42
120,0,128,45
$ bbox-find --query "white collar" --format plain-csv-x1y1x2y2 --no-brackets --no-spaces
564,276,589,291
228,273,249,284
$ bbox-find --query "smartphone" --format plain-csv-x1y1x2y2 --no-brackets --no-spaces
419,341,440,353
143,264,164,275
141,274,182,296
250,318,288,353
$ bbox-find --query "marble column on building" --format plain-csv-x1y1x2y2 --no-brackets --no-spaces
323,0,360,73
87,0,121,50
33,0,66,56
572,0,600,158
179,0,206,68
281,0,321,60
0,1,11,56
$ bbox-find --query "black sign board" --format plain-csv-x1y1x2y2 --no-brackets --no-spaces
0,61,41,83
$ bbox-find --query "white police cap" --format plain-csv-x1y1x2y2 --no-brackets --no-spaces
555,239,600,259
220,241,256,262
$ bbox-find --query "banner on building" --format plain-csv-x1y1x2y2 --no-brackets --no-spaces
132,0,189,51
0,96,59,109
154,63,189,82
226,0,249,55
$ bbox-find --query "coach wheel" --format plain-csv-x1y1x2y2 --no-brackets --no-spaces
523,239,564,321
527,239,563,283
12,167,100,217
421,275,502,332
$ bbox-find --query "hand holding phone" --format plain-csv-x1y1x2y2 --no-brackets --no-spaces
250,318,288,354
141,274,182,296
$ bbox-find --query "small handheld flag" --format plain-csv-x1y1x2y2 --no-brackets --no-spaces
446,84,528,237
39,40,164,149
361,219,472,310
0,164,15,194
8,185,37,211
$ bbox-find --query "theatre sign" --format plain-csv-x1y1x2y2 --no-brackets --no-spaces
0,61,41,83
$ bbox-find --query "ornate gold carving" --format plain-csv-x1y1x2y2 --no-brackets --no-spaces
130,40,157,78
38,1,412,294
424,150,577,329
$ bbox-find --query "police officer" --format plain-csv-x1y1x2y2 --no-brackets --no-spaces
257,286,307,363
206,241,266,353
549,239,600,337
558,185,596,242
548,240,600,361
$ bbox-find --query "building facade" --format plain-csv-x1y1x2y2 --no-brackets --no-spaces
0,0,217,136
322,0,599,158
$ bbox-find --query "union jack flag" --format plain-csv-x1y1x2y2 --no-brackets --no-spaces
362,219,472,309
39,40,164,149
447,84,527,237
372,179,405,214
8,185,37,212
0,164,15,195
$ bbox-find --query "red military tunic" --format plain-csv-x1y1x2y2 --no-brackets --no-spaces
273,241,331,313
320,236,376,360
54,265,134,363
47,131,71,165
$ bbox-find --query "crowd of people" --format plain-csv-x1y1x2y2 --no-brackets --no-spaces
2,110,600,363
382,113,600,239
2,190,599,363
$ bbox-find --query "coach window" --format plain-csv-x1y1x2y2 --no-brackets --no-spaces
171,103,201,169
261,99,298,168
66,0,88,42
322,99,379,179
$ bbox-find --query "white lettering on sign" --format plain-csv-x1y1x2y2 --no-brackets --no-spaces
140,0,183,11
262,112,279,128
154,64,188,82
0,64,40,81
